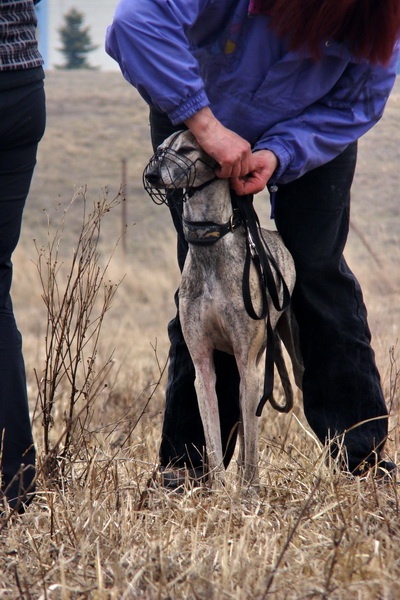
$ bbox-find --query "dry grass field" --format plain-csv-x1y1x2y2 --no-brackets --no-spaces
1,70,400,599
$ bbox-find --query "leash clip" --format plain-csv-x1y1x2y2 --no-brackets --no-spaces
247,230,257,258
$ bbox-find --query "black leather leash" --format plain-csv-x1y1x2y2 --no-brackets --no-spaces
232,193,291,416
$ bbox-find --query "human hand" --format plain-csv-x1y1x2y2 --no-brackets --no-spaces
185,108,278,194
185,108,253,179
230,150,278,195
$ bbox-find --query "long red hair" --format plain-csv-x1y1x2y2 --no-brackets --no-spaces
262,0,400,64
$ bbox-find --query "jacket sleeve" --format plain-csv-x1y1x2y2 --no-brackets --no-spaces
254,46,400,184
105,0,211,123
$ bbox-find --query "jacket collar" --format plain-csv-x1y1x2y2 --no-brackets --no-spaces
248,0,271,16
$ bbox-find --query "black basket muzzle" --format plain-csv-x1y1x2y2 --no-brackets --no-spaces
143,147,198,205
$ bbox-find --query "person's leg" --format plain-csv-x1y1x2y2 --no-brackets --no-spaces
274,143,391,474
0,80,46,510
149,110,241,479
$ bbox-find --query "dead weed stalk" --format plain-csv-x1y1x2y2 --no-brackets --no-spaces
33,187,124,484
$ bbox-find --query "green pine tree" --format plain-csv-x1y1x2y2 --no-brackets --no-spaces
58,8,98,69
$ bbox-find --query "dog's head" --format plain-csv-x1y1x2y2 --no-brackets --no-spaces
143,130,217,204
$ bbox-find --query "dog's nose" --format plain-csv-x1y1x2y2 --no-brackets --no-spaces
144,171,160,185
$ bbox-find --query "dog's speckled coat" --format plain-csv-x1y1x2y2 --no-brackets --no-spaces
145,131,301,490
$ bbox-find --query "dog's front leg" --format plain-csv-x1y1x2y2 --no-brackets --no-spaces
236,357,260,492
192,352,226,487
241,386,260,491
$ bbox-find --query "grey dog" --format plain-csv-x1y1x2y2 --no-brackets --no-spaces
144,130,302,490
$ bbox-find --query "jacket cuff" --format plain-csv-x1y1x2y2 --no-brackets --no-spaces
168,89,210,125
253,139,294,183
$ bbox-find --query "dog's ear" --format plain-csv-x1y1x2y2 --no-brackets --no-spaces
176,131,219,168
160,129,189,151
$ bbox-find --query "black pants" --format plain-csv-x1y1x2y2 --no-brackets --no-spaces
150,110,389,475
0,76,46,509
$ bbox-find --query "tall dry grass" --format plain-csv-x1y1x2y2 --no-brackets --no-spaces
1,71,399,599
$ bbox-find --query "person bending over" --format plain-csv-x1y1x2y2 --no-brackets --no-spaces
106,0,400,484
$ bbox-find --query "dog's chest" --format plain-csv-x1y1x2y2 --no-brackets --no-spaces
180,242,244,304
178,240,267,353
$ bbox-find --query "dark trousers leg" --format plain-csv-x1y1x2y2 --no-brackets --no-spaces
274,143,389,473
0,79,46,508
149,110,240,470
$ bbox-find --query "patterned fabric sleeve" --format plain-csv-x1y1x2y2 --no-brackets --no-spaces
0,0,43,71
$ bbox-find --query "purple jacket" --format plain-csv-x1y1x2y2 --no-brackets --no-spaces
106,0,399,184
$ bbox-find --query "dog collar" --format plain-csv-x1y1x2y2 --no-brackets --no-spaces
182,211,242,246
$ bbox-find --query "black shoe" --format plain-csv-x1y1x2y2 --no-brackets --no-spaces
158,466,206,490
